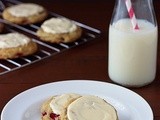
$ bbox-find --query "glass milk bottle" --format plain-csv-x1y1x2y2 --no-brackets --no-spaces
108,0,158,87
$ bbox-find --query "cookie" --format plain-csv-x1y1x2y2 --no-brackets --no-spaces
2,3,48,25
41,93,118,120
67,95,118,120
41,93,81,120
0,33,38,59
37,18,82,43
41,97,54,120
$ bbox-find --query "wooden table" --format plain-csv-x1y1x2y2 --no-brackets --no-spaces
0,0,160,119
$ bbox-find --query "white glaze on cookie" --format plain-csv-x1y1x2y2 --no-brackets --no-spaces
8,3,44,17
41,18,77,34
0,33,30,48
67,95,117,120
49,93,81,114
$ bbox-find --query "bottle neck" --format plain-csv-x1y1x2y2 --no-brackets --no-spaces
111,0,156,26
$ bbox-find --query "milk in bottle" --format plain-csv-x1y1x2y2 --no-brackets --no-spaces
109,19,157,87
108,0,158,87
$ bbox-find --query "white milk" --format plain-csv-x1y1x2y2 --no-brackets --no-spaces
108,19,158,87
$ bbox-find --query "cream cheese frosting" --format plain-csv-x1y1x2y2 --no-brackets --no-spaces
0,33,30,48
8,3,44,17
41,18,77,34
49,93,81,115
67,95,117,120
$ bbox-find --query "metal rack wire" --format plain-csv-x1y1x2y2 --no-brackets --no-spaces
0,0,101,75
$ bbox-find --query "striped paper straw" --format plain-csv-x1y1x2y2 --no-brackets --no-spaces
125,0,139,30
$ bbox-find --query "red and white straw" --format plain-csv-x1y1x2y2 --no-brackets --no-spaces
125,0,139,30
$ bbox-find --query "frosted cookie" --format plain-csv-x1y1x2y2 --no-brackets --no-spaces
41,93,81,120
2,3,48,25
37,18,82,43
41,94,118,120
67,95,118,120
0,33,38,59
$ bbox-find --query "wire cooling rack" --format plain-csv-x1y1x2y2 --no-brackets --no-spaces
0,0,101,75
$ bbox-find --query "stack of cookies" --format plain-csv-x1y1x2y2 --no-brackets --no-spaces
41,93,118,120
0,2,82,59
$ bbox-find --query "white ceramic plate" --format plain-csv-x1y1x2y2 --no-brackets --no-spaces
1,80,153,120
